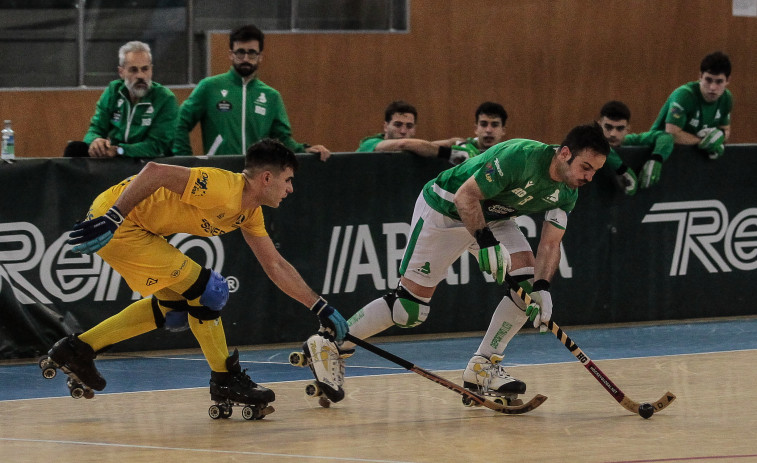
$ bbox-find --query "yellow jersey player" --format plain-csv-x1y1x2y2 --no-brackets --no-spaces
43,138,348,419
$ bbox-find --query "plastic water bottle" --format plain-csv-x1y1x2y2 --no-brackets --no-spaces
1,120,14,160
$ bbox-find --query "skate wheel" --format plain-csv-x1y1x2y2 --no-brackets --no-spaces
242,405,265,420
70,386,85,399
305,382,321,397
289,351,306,367
208,404,222,419
493,397,506,406
42,367,57,379
318,397,331,408
82,389,95,400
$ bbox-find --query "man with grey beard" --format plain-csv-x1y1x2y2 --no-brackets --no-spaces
64,41,178,158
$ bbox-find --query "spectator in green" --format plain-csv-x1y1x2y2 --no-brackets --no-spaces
598,101,674,194
650,51,732,159
453,102,508,158
173,24,330,161
64,41,178,158
357,100,467,165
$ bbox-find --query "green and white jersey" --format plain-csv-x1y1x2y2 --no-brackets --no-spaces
356,133,384,152
650,81,732,135
458,137,483,156
422,139,577,228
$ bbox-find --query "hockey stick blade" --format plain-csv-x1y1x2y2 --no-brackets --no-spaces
503,273,676,416
345,333,547,415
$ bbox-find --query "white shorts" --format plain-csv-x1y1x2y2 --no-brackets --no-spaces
400,193,532,288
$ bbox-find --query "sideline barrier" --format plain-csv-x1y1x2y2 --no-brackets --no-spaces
0,146,755,354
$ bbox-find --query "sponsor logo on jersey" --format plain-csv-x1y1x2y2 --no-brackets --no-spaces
217,100,232,112
543,189,560,203
111,112,122,122
141,118,152,126
146,105,154,114
255,105,266,116
484,162,496,183
146,277,158,286
485,201,515,217
192,172,209,196
525,180,534,189
170,259,187,278
417,262,431,275
234,214,246,226
255,92,267,104
670,102,685,119
494,158,504,176
118,99,124,108
221,89,228,97
201,218,227,236
715,109,722,120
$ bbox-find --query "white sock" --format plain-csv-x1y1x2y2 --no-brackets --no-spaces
341,297,394,350
475,295,528,358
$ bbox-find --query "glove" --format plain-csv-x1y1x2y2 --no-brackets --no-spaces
707,143,725,160
525,280,552,329
639,155,663,188
474,227,510,284
697,127,725,156
448,146,471,165
615,164,638,196
310,297,349,342
68,206,124,254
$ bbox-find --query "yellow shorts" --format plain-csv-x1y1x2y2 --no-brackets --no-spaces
88,188,202,297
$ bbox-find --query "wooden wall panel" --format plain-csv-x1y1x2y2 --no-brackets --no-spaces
2,0,754,157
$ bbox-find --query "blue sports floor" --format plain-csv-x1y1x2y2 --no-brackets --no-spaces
4,317,757,402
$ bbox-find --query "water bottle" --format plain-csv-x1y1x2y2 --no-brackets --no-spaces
1,120,14,160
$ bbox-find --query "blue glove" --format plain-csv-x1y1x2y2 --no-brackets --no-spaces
68,206,124,254
310,297,349,342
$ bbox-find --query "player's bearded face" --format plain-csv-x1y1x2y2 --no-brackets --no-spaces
234,61,258,77
558,149,605,188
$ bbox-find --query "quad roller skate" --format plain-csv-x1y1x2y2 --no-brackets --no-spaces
289,333,351,408
208,349,275,420
461,354,526,407
39,334,106,399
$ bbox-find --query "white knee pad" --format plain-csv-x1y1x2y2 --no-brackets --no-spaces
384,285,430,328
507,266,534,311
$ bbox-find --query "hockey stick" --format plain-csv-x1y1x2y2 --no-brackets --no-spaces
344,333,547,415
503,273,676,417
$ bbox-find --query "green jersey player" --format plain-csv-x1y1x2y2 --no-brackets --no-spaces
598,101,674,193
650,51,732,159
453,102,509,158
305,123,609,405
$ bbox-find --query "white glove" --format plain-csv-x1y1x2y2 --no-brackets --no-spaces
474,227,511,284
697,128,725,152
525,280,552,329
449,146,471,165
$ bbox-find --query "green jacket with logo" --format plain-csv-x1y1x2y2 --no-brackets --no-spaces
173,69,306,156
84,80,178,158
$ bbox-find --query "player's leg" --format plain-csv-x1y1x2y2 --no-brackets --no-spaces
464,219,535,397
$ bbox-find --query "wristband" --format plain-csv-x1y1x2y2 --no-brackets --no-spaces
310,296,327,314
437,146,452,160
105,206,125,226
474,227,498,248
532,279,550,292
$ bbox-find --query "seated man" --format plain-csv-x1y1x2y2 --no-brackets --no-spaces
597,101,673,194
64,41,178,158
357,100,467,165
650,51,732,160
454,102,509,157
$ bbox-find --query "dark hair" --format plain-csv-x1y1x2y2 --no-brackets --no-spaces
244,138,298,172
475,102,508,125
384,100,417,123
559,122,610,160
599,100,631,121
230,24,265,51
700,51,731,77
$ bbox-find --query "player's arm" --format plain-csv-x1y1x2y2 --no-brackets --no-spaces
374,138,440,157
242,230,349,340
67,163,190,253
533,221,565,283
719,125,731,141
454,176,510,284
665,123,701,145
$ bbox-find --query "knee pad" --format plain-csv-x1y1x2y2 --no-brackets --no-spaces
383,285,430,328
199,270,229,312
506,267,534,311
151,297,191,331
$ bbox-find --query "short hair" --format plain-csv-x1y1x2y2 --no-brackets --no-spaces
475,102,508,125
244,138,298,173
384,100,417,123
118,41,152,66
559,122,610,159
599,100,631,122
700,51,731,77
230,24,265,51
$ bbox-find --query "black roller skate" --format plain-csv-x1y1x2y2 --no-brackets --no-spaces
38,334,106,399
461,354,526,407
289,333,347,408
208,349,275,420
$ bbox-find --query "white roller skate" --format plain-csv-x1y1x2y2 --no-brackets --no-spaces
292,333,346,407
462,354,526,407
208,349,275,420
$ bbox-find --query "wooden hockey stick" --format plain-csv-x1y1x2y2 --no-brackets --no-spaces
344,333,547,415
504,273,676,417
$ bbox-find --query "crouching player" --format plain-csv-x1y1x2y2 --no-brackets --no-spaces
45,139,348,417
304,123,609,406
